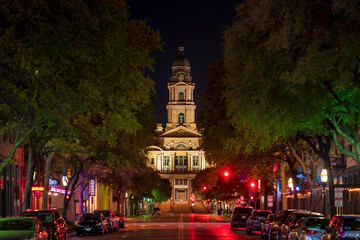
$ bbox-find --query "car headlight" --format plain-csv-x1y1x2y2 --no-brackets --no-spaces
96,223,102,227
77,224,84,228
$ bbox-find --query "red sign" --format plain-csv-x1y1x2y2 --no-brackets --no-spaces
335,188,343,207
35,192,42,198
268,195,273,207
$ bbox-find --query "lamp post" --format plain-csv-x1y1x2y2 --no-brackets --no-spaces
288,178,294,208
320,169,328,216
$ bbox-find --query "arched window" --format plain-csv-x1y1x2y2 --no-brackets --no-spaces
179,92,184,101
178,113,185,123
175,144,188,150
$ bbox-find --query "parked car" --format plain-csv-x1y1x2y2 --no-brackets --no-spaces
76,213,109,236
246,209,272,233
114,212,125,228
0,217,49,240
230,206,253,230
321,214,360,240
288,217,330,240
21,208,68,240
261,213,277,239
279,211,324,240
269,209,297,240
152,207,161,216
93,209,118,232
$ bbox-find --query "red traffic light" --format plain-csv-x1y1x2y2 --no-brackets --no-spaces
203,186,207,191
250,182,255,188
224,171,229,177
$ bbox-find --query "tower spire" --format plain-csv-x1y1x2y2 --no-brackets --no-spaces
178,46,184,55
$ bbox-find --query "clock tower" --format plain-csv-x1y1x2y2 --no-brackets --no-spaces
166,47,196,131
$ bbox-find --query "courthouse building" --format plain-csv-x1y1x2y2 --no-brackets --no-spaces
147,47,211,212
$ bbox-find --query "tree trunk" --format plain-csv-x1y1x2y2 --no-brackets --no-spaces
117,189,121,212
23,139,36,211
306,136,335,217
63,160,84,220
41,152,54,209
280,162,287,210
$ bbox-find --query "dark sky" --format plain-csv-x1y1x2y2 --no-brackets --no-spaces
127,0,242,124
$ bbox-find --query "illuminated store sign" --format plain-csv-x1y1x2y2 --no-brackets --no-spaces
90,179,95,196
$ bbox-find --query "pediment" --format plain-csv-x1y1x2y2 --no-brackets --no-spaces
161,126,202,138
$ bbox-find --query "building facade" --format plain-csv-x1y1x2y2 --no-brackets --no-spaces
147,47,211,212
0,136,25,218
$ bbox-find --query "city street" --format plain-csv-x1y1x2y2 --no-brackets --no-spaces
70,213,260,240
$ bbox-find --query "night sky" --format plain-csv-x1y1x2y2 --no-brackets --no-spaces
127,0,242,125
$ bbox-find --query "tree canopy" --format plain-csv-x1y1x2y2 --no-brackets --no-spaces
220,0,360,164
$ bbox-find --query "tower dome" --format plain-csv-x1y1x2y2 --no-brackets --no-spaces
172,47,190,67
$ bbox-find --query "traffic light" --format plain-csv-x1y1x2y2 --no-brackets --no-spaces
202,186,207,191
223,170,230,182
250,182,255,188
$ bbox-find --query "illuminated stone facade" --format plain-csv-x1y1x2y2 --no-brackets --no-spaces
147,47,211,212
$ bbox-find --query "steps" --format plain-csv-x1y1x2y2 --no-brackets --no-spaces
157,202,171,213
155,201,209,213
173,203,191,213
193,201,209,213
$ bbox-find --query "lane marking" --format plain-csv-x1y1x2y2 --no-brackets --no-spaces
178,213,184,240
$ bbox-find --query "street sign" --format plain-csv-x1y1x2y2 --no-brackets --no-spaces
268,195,273,207
35,192,42,198
240,196,244,204
335,188,343,207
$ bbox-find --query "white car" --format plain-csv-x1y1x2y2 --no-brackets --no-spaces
289,217,330,240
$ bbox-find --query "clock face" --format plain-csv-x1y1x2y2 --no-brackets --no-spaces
177,73,185,81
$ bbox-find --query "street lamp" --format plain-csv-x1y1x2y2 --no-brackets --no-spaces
288,178,294,208
321,169,328,216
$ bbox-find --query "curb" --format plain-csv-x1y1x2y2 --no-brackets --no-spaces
68,231,77,239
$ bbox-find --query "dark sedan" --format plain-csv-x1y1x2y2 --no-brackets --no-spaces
231,206,254,230
261,213,277,239
76,213,109,236
269,209,297,240
279,211,324,240
246,209,272,233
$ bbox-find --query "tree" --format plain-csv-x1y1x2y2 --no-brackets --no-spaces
152,179,172,203
1,0,161,213
221,0,360,216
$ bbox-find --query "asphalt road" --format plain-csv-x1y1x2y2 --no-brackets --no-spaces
69,213,261,240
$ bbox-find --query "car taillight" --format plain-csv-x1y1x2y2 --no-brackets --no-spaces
303,229,318,235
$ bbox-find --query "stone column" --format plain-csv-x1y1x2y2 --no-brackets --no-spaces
187,153,191,171
188,178,192,205
170,154,174,171
188,154,192,171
